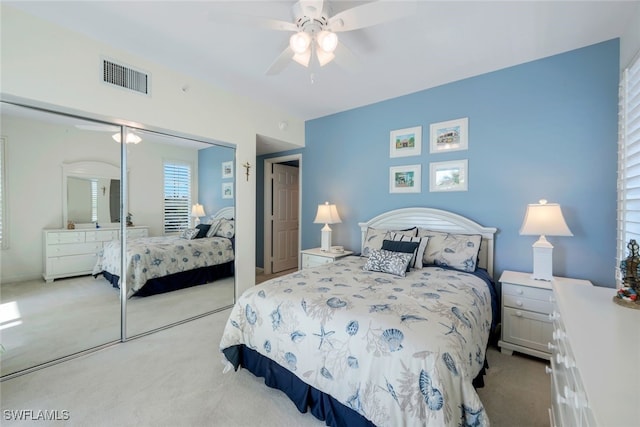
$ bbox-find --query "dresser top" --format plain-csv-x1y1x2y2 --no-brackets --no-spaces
500,270,592,290
44,225,148,232
553,281,640,426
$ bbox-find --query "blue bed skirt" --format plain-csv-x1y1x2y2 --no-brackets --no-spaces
96,261,234,297
223,345,375,427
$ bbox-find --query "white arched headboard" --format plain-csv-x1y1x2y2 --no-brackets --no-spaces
358,207,497,277
212,206,234,220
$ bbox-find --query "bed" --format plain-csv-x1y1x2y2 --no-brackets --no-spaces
93,207,235,298
219,207,498,427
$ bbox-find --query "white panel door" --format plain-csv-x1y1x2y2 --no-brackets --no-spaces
271,163,299,273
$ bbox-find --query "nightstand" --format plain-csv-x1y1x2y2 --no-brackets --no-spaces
498,270,592,361
300,248,353,269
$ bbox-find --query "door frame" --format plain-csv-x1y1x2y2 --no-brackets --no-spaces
263,154,302,274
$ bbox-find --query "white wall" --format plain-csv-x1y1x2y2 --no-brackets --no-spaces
1,5,306,293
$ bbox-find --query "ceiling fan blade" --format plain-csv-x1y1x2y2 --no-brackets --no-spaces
265,46,295,76
333,41,360,73
208,10,297,32
328,1,416,32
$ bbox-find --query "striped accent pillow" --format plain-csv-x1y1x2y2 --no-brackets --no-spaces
385,232,429,269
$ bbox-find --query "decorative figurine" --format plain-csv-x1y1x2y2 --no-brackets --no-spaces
126,212,134,227
67,220,75,230
614,239,640,309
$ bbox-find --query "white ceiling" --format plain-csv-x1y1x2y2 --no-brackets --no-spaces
5,1,639,153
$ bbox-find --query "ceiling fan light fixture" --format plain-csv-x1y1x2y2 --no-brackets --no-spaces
292,50,311,67
317,30,338,53
112,132,141,144
289,31,311,54
316,49,335,67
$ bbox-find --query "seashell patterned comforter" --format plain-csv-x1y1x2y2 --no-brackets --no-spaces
220,256,495,426
92,235,234,298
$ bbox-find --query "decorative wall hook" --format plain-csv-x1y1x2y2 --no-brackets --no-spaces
243,162,251,181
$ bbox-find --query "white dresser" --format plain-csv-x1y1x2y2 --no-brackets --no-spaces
498,270,593,361
549,279,640,427
43,226,148,282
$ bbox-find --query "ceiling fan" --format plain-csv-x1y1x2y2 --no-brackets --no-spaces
220,0,415,75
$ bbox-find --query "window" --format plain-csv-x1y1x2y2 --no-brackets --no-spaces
0,137,6,249
163,161,191,233
91,179,98,223
617,53,640,279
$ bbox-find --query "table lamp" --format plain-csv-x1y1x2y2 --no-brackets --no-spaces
314,202,341,252
520,199,573,281
191,203,206,226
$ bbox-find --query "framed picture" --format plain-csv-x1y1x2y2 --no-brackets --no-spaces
390,126,422,158
429,117,468,153
222,161,233,179
222,182,234,199
429,160,468,192
389,164,421,193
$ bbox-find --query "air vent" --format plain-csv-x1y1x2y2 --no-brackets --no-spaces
102,59,149,95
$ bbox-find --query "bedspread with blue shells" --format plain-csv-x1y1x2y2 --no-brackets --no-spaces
220,256,494,427
92,236,234,298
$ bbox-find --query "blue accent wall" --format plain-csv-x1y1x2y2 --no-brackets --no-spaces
198,144,235,217
260,40,619,287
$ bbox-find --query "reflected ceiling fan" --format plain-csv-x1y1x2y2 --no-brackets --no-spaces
221,0,415,75
75,124,142,144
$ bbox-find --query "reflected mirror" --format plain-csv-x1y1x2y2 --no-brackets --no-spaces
117,128,236,337
0,103,122,377
0,102,236,378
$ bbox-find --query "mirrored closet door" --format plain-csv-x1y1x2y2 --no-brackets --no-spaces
0,103,122,376
0,102,236,378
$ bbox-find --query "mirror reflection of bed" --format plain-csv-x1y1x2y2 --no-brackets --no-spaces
0,102,236,378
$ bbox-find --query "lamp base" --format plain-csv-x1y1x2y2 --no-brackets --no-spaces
320,225,332,252
531,236,553,281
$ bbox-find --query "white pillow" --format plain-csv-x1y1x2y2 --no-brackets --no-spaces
385,232,429,269
361,227,416,257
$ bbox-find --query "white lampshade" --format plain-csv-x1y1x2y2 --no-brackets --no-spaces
314,202,341,225
314,202,341,251
191,203,206,225
317,31,338,53
289,31,311,54
520,199,572,281
112,132,141,144
520,200,573,237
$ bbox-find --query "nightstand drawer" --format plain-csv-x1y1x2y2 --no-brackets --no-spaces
503,294,552,314
503,282,551,301
502,306,553,353
302,255,333,269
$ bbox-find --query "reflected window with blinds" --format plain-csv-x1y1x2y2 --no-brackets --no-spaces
163,161,192,233
617,52,640,281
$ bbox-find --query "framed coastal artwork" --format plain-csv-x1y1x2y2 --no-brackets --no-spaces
390,164,421,193
390,126,422,158
429,160,468,192
222,182,234,199
222,161,233,179
429,118,468,153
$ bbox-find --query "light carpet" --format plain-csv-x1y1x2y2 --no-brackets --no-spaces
1,276,234,377
1,308,551,426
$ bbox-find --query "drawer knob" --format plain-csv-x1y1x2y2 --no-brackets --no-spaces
547,342,556,351
545,366,553,375
515,311,523,317
549,311,560,321
552,330,566,341
516,300,523,307
516,289,524,295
